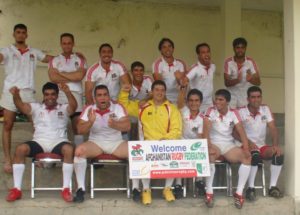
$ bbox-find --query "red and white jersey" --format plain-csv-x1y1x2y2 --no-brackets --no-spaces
187,61,215,106
129,75,152,101
80,101,127,142
86,60,128,100
181,106,204,139
238,105,273,148
152,57,186,103
49,53,87,93
30,103,69,144
0,45,45,92
206,106,241,144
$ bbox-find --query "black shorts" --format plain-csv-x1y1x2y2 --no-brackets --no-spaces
24,141,72,157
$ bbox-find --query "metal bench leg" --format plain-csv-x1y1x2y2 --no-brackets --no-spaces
227,164,233,196
91,164,94,199
261,163,266,196
31,161,35,198
126,165,130,198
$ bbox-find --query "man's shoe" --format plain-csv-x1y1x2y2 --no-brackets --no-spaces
195,180,206,196
173,184,183,199
204,193,214,208
142,189,152,205
132,188,141,202
163,187,175,202
6,188,22,202
269,186,283,198
73,188,85,203
233,192,245,209
61,188,73,202
245,187,256,202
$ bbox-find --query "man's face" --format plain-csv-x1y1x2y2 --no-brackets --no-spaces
160,41,174,58
99,46,113,64
13,28,27,44
187,94,201,112
94,88,110,110
198,46,211,66
132,66,144,83
234,44,247,58
152,85,166,103
214,95,228,111
248,91,262,109
43,89,58,108
61,36,74,54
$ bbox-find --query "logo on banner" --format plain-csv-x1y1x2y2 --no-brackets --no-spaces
131,144,144,156
190,142,202,151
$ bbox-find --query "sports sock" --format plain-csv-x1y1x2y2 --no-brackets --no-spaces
236,164,251,195
62,163,73,188
74,157,87,191
13,164,25,190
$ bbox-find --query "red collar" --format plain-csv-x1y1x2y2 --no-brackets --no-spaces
95,109,110,116
18,48,29,55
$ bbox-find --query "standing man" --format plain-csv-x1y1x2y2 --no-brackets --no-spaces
85,43,131,104
48,33,87,146
0,24,52,173
224,37,261,108
152,38,187,104
238,86,283,201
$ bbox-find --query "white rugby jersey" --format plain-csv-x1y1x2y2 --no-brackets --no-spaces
181,106,204,139
129,75,152,101
0,45,45,92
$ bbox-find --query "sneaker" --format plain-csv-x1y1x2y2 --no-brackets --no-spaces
245,187,256,202
61,188,72,202
204,193,214,208
163,187,175,202
195,180,206,196
173,184,183,199
6,188,22,202
73,188,85,203
269,186,283,198
132,188,141,202
142,189,152,205
233,192,245,209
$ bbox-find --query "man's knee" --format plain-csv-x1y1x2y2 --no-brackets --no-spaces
62,144,74,156
15,144,30,157
74,145,86,157
272,154,284,165
251,151,262,166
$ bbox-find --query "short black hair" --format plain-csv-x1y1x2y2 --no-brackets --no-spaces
151,80,167,91
14,24,27,32
247,86,262,97
131,61,144,71
42,82,59,94
99,43,113,53
187,89,203,102
232,37,247,47
215,89,231,102
158,38,174,51
94,84,109,97
195,43,210,54
60,33,74,42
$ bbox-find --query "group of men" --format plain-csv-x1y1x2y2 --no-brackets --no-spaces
0,24,283,209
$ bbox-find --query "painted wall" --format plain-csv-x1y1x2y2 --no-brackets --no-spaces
0,0,284,112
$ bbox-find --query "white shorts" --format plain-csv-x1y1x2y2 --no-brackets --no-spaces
229,92,247,109
0,89,35,112
32,139,70,153
213,141,236,155
58,91,83,112
90,139,124,154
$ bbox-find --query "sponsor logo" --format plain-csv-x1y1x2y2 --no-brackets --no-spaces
190,142,202,151
131,144,144,156
169,161,179,168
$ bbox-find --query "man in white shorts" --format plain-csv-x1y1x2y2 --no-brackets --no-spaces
85,43,131,104
48,33,87,146
152,38,187,104
73,85,130,203
224,37,261,108
237,86,283,201
205,89,251,209
0,24,52,173
6,82,77,202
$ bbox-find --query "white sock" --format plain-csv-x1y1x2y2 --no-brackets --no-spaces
142,179,150,190
270,164,282,188
205,164,215,194
13,164,25,190
74,135,84,146
236,164,251,195
132,179,140,190
175,178,182,185
165,178,174,188
248,166,258,188
62,163,73,188
74,157,87,191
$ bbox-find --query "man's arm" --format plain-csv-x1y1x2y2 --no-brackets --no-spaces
41,55,54,63
59,83,77,115
247,71,261,86
0,53,4,63
267,120,281,155
85,81,95,105
202,117,212,145
177,86,187,109
10,87,31,115
232,127,259,151
120,73,132,86
224,72,242,87
234,122,249,152
77,108,96,134
153,72,162,81
48,67,69,83
117,85,139,118
108,116,131,132
59,67,87,82
164,106,182,140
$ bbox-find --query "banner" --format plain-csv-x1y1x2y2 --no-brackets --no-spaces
128,139,210,179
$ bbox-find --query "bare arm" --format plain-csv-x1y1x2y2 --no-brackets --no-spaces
232,126,258,151
10,87,31,115
108,116,131,132
177,86,187,109
41,55,54,63
59,67,87,82
234,122,249,152
85,81,95,105
59,83,77,115
202,117,212,146
247,71,261,86
77,108,96,134
153,72,162,81
224,72,242,87
48,68,69,83
0,53,3,63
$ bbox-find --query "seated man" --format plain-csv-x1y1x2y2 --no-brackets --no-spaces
73,85,130,203
238,86,283,200
6,82,77,202
205,89,251,209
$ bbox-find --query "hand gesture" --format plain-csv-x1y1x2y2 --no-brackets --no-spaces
58,83,71,94
237,71,243,82
122,83,131,93
272,145,282,156
9,86,20,96
87,108,96,123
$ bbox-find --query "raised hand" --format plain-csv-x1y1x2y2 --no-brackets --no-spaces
9,86,20,96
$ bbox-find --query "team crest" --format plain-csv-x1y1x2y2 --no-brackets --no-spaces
30,54,35,61
111,73,117,79
75,61,79,69
57,111,64,118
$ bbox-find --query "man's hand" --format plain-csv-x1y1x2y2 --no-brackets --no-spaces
122,83,131,93
272,145,282,156
237,71,243,82
58,83,71,94
9,86,20,96
249,142,259,151
108,115,117,129
87,108,96,124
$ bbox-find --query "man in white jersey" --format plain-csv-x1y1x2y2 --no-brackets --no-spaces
0,24,53,173
224,37,261,108
6,82,77,202
205,89,251,209
152,38,186,104
85,43,131,103
48,33,87,146
237,86,283,201
73,85,130,203
186,43,215,113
